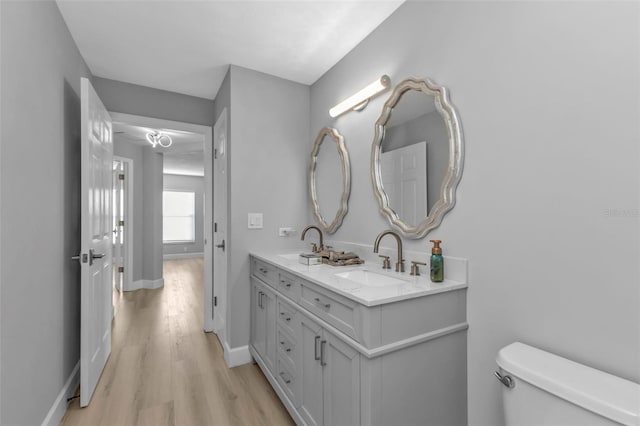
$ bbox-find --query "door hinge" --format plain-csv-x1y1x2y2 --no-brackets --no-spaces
119,220,124,226
118,266,124,273
214,296,217,306
214,222,217,232
214,149,218,159
118,174,125,180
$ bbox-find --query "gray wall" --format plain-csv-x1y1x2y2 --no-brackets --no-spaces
113,140,164,283
309,2,639,426
226,65,310,348
163,174,205,256
0,1,91,424
93,77,215,126
142,151,163,281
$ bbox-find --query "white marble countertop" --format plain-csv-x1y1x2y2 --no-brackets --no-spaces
251,249,468,307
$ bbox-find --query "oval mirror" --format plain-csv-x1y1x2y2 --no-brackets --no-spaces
371,78,463,239
310,127,351,234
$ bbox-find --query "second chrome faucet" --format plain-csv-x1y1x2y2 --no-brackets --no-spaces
301,225,324,253
373,230,404,273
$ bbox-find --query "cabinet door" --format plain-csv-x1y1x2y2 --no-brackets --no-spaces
251,279,276,372
262,286,276,372
251,278,266,359
299,314,324,426
322,329,360,426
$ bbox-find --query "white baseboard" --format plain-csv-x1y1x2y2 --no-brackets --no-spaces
222,340,253,368
163,252,204,260
41,361,79,426
126,278,164,291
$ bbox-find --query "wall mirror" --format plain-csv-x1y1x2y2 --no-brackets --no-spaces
371,77,464,239
310,127,351,234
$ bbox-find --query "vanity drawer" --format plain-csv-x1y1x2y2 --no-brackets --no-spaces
276,356,299,406
252,258,276,287
276,326,297,368
277,297,298,337
300,281,359,341
277,270,300,301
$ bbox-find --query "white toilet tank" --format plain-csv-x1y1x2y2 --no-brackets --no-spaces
496,342,640,426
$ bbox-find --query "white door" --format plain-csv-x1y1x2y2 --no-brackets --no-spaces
213,108,228,336
79,77,113,407
380,141,428,226
203,126,213,331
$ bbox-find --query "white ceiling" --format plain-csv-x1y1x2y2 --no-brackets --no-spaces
56,0,404,100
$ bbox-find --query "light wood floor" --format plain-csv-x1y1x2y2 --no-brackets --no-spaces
61,258,294,426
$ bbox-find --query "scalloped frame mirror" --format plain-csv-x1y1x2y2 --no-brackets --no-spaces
310,127,351,234
371,77,464,239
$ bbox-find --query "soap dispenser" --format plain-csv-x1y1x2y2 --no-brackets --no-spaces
429,240,444,283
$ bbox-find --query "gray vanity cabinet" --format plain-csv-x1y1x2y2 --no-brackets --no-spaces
298,313,360,426
249,254,468,426
250,277,276,372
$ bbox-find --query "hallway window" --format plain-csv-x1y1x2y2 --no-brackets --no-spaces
163,191,195,242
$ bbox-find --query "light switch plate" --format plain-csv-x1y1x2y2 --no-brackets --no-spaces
248,213,263,229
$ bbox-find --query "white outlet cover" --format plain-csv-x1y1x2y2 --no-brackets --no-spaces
248,213,263,229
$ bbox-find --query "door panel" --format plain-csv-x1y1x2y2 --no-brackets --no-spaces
323,330,360,426
80,77,113,407
213,108,228,336
299,315,323,426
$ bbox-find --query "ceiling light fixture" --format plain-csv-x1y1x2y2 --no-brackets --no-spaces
329,75,391,118
146,131,172,148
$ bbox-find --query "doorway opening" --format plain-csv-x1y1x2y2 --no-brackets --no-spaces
111,156,133,314
110,112,214,331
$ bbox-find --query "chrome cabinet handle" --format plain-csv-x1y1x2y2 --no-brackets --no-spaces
258,291,264,309
320,340,327,366
258,267,268,274
314,297,330,309
279,371,291,384
215,240,225,251
279,311,292,322
314,336,321,360
280,279,292,288
280,341,291,352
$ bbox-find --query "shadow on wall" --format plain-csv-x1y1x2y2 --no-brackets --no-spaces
62,79,82,370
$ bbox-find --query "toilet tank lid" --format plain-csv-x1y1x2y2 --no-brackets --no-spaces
496,342,640,426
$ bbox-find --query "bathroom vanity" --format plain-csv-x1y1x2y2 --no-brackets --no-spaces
249,251,468,426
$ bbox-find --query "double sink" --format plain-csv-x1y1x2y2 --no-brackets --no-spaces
277,253,412,288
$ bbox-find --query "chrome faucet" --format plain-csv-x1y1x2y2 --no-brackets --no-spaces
373,230,404,272
301,225,324,253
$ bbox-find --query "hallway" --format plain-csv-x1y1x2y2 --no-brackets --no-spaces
61,258,294,426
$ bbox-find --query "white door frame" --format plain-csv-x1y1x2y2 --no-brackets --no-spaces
113,156,134,293
109,112,214,332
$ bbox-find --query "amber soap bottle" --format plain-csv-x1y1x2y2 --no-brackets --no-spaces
429,240,444,282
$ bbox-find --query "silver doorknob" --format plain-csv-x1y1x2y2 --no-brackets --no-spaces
71,254,88,263
89,249,105,266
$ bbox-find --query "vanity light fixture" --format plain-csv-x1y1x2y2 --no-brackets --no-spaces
146,131,172,148
329,75,391,118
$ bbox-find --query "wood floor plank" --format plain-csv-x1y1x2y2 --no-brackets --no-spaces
60,258,294,426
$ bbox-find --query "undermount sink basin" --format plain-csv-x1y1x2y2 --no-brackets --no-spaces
334,270,408,287
278,253,301,261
